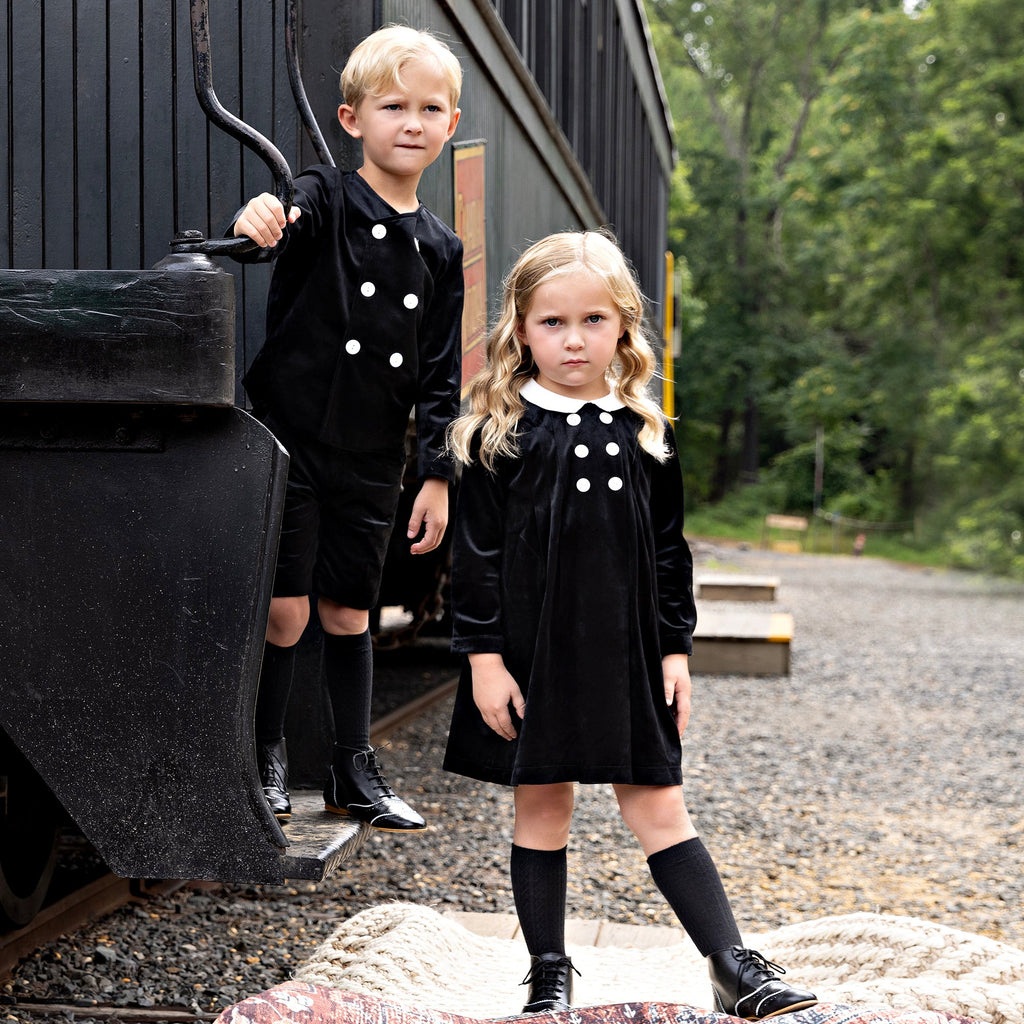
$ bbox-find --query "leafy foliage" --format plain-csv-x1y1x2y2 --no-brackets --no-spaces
648,0,1024,575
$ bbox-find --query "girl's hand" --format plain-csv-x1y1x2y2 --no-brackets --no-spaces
663,653,692,736
468,653,526,741
233,192,301,248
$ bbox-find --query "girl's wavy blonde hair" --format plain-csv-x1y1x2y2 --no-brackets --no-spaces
450,230,669,469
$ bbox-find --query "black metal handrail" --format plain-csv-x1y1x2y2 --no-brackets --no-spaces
286,0,336,167
174,0,296,256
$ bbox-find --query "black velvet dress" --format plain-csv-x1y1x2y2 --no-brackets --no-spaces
443,379,697,787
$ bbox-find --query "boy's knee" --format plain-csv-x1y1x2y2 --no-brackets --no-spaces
266,596,310,647
318,599,368,636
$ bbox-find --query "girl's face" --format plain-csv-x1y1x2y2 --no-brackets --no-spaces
518,269,623,400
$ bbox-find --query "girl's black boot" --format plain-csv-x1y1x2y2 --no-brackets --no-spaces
520,953,579,1013
707,947,817,1020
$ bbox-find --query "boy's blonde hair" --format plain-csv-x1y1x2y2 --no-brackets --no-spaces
450,230,670,470
340,25,462,111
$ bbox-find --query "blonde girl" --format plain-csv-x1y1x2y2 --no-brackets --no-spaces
443,231,816,1020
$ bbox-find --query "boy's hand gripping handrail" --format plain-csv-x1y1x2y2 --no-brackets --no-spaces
173,0,295,256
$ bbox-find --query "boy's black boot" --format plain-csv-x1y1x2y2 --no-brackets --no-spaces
256,738,291,820
707,947,817,1020
323,745,426,831
520,953,579,1013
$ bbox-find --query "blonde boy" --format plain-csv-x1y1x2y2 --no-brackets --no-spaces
232,26,463,831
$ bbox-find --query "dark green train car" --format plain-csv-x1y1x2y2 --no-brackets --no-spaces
0,0,673,925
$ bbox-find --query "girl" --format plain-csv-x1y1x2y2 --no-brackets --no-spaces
444,231,816,1020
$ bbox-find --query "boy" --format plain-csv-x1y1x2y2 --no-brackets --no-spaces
232,25,463,831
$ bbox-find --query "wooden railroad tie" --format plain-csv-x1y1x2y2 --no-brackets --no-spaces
691,608,794,676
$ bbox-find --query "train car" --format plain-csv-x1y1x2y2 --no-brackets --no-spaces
0,0,674,926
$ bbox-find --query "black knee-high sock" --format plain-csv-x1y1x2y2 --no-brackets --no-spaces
323,630,373,750
255,641,296,744
511,844,568,956
647,837,743,957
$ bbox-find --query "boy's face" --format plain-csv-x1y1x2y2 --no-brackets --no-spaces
338,58,460,187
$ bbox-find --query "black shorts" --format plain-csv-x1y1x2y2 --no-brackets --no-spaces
263,413,405,609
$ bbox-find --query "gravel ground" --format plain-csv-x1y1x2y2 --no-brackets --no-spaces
3,545,1023,1021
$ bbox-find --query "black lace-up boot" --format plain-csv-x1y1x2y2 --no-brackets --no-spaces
520,952,579,1013
707,946,817,1020
256,738,291,820
323,745,426,831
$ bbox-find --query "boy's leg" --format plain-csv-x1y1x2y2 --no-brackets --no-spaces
253,412,320,820
314,447,420,830
318,601,425,831
254,596,311,820
512,785,577,1013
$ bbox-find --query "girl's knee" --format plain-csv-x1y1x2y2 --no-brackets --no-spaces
267,596,310,647
514,784,574,847
615,784,690,834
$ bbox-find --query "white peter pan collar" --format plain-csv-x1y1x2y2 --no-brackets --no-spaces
520,378,625,413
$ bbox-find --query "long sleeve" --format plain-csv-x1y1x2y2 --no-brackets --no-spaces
450,453,506,654
415,239,464,481
651,424,696,655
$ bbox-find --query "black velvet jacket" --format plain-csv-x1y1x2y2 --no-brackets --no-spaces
235,167,464,480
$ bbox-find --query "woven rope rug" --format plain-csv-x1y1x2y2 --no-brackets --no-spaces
289,903,1024,1024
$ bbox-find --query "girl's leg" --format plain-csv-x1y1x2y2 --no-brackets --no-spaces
614,784,740,955
512,784,578,1013
512,782,574,953
614,784,816,1020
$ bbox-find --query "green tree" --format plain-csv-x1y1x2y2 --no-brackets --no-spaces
648,0,868,498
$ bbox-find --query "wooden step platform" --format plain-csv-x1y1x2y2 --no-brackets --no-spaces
442,910,682,948
691,608,793,676
696,574,779,602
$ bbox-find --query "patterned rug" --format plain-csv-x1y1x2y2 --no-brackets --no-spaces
215,903,1024,1024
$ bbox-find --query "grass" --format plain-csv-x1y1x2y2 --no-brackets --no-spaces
684,506,952,569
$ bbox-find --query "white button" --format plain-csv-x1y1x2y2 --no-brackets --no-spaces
361,281,376,297
608,477,623,491
404,293,419,309
574,444,589,458
600,411,614,424
576,478,591,493
567,413,582,426
606,442,620,456
345,339,361,355
372,224,387,239
389,352,404,368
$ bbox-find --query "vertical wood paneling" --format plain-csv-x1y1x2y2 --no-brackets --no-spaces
0,0,667,366
173,0,210,247
108,0,143,269
235,0,280,398
0,7,9,264
11,1,44,268
74,0,109,268
140,0,176,265
205,0,240,240
42,0,75,267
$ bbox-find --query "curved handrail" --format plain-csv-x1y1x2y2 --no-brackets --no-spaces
179,0,296,256
285,0,336,167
